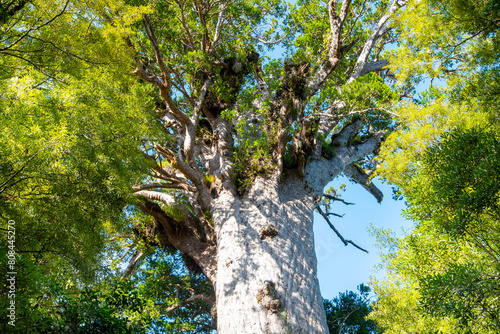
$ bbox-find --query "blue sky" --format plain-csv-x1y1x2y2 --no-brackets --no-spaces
314,176,412,300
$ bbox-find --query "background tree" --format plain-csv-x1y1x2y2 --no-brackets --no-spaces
370,0,500,332
324,284,379,334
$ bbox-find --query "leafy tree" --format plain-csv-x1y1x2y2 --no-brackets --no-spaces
324,284,379,334
1,0,413,332
367,225,461,333
0,247,152,333
371,0,500,332
403,129,500,332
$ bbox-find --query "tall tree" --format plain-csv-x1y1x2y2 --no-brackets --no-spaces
121,1,406,332
1,0,409,332
370,0,500,332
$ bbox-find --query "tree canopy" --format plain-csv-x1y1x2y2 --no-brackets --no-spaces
370,0,500,332
2,0,499,332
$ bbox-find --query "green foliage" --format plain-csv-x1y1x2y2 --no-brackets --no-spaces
324,284,379,334
0,0,159,281
400,128,500,332
405,128,500,237
0,0,437,331
368,226,462,333
0,248,151,333
133,248,215,333
419,263,500,332
232,117,279,192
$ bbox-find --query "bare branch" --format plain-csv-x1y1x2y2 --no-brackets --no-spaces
133,190,177,206
317,205,368,253
322,194,355,205
209,4,226,56
140,15,191,125
133,182,191,192
143,15,170,82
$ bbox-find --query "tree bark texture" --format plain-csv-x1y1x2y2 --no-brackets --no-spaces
214,175,327,333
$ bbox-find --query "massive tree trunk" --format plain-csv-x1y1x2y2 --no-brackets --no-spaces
214,175,327,333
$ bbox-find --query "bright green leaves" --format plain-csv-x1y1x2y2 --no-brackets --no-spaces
419,262,500,332
377,91,490,188
0,58,158,282
388,0,500,93
405,128,500,237
374,4,500,325
368,225,466,333
0,0,146,82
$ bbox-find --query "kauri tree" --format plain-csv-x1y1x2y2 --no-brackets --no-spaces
1,0,410,332
122,1,406,332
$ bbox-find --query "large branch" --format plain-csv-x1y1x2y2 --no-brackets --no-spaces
209,4,227,56
121,250,144,279
343,163,383,203
305,127,386,195
305,0,352,97
133,190,177,206
331,119,365,147
140,15,190,125
347,0,407,83
153,143,212,208
186,78,211,169
138,201,217,283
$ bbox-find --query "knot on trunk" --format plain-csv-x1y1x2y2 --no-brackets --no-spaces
256,281,282,313
259,225,279,240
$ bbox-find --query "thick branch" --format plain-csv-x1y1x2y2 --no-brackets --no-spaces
138,201,217,283
133,182,191,192
133,190,176,206
305,0,352,97
331,119,364,147
348,0,407,83
121,250,144,279
209,4,226,56
139,16,190,125
305,130,385,195
143,15,171,86
343,163,383,203
359,59,389,77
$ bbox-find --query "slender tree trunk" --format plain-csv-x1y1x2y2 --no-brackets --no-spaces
213,174,328,333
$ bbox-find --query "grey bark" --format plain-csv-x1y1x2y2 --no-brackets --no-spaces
213,175,328,333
